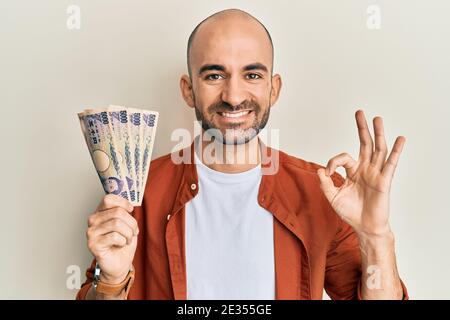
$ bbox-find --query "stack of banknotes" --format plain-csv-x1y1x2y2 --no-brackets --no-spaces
78,105,159,206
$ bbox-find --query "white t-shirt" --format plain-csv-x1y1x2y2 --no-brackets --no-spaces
185,148,275,300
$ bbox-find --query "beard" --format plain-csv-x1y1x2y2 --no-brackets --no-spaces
193,95,270,145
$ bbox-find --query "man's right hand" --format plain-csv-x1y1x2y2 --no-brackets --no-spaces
86,194,139,285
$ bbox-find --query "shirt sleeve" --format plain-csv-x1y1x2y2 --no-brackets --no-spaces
356,277,409,300
75,259,96,300
324,218,362,300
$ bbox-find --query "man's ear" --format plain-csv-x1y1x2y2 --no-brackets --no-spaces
180,75,195,108
269,74,282,107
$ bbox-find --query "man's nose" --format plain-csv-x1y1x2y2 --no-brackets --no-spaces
220,76,247,108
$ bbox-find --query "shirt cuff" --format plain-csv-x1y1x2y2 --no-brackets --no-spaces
356,278,409,300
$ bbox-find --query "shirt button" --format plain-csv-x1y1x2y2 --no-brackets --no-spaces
190,183,197,190
167,214,171,221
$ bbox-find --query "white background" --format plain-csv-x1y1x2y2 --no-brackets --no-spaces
1,0,449,299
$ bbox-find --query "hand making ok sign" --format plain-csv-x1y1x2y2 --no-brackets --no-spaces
317,110,406,237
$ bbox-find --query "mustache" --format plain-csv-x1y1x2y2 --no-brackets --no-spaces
208,100,261,114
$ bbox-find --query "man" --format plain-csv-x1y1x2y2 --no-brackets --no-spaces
77,8,408,300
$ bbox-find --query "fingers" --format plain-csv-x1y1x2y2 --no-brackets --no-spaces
88,207,139,236
356,110,374,163
325,152,357,178
86,209,138,254
87,204,139,255
88,218,135,245
89,232,129,253
381,136,406,179
371,116,388,169
96,194,134,213
319,152,357,204
317,168,338,204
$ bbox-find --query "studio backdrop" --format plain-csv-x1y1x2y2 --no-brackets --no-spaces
1,0,449,299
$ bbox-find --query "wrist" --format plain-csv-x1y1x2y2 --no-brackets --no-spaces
358,229,394,244
358,229,395,259
98,264,134,285
356,222,393,240
100,271,129,285
93,264,135,299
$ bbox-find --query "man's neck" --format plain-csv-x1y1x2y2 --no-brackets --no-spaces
196,132,261,174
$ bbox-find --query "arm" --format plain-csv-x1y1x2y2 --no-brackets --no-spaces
76,194,138,300
76,260,129,300
318,110,408,300
324,218,362,300
358,231,403,299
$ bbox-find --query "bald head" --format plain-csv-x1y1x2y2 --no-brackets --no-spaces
186,9,274,78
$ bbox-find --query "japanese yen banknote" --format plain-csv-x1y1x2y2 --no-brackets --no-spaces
78,105,159,206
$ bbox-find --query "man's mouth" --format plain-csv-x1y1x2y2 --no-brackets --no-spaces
217,110,253,119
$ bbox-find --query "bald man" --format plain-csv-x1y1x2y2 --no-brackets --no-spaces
78,9,408,300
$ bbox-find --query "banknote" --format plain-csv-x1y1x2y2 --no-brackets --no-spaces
79,106,159,206
128,108,144,203
107,106,138,203
78,110,131,202
140,111,159,205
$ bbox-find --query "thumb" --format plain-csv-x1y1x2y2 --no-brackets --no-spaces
317,168,338,203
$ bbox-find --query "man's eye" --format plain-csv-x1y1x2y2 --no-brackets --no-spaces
205,74,224,81
246,73,261,80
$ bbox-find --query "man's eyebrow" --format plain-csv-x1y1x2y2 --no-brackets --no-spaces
197,63,269,75
198,64,225,75
243,63,268,73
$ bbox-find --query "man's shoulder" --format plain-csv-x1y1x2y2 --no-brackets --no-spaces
149,151,176,170
277,149,344,185
278,149,321,173
147,149,185,177
271,149,346,244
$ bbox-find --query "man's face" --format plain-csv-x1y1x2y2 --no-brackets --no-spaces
185,16,277,145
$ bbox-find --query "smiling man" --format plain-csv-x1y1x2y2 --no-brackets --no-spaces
77,8,408,300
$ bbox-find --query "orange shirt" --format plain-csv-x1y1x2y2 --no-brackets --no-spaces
77,140,408,300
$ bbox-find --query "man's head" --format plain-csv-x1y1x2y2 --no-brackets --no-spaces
180,9,282,145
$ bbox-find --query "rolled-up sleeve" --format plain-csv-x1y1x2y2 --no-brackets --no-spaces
324,218,362,300
356,274,409,300
75,259,96,300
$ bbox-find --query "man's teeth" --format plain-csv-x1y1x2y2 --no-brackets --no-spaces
220,110,251,118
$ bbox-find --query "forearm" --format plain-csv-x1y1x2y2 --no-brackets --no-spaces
358,231,403,300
